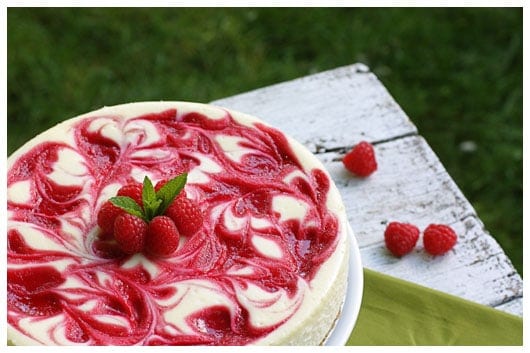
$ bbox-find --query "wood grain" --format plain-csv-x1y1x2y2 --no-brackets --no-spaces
212,63,522,317
212,63,417,152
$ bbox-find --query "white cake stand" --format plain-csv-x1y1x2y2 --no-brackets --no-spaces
325,224,364,346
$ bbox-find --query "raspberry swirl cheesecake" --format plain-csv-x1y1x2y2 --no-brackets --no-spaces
7,102,351,345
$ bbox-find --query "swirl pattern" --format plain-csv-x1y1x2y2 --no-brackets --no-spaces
7,105,341,345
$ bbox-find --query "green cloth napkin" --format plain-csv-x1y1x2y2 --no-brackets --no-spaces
347,268,523,346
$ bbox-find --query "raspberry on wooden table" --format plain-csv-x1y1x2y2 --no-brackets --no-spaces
423,224,457,255
342,141,378,177
384,221,420,257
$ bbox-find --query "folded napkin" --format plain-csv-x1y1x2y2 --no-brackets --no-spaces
347,268,523,346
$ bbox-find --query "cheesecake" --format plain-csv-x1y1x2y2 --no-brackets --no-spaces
7,102,350,345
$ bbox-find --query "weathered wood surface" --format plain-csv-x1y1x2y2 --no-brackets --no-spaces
212,63,523,316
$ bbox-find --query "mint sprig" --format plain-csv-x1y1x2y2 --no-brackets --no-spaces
110,173,187,222
109,196,145,219
156,173,187,214
142,176,161,221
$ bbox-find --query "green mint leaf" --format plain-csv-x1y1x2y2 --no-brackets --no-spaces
144,198,162,221
142,176,159,220
142,175,157,205
156,172,188,215
110,196,146,220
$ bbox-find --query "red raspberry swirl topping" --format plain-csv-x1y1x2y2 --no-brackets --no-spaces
7,106,343,345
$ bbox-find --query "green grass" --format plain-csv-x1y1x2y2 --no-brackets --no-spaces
7,8,522,274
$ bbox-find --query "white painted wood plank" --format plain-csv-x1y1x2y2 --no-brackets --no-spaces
494,298,523,317
212,63,417,152
213,64,522,317
317,137,522,316
320,136,474,247
358,217,522,316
